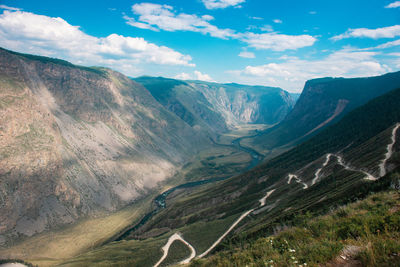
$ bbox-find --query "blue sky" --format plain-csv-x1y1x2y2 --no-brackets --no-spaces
0,0,399,92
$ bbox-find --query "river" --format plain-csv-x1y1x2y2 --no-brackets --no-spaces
114,133,263,241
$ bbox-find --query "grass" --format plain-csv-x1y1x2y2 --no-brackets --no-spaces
217,124,269,146
0,194,154,267
180,214,240,254
160,239,191,267
57,236,165,267
191,190,400,267
170,138,251,184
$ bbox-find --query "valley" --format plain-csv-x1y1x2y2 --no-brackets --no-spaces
0,47,400,267
0,123,264,267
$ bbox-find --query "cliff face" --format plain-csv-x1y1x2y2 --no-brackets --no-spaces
189,82,295,126
248,71,400,153
0,48,209,241
135,77,295,133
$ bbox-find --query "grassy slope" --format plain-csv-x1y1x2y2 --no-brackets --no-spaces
192,188,400,267
160,240,191,267
0,195,153,267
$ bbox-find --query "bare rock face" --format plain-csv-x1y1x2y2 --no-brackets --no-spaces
0,48,209,242
135,77,295,133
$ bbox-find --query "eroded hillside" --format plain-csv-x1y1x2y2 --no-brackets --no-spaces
0,48,210,242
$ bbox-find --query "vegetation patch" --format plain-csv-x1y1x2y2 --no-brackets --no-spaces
160,239,191,267
191,190,400,267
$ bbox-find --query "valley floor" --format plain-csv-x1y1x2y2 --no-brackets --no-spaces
0,125,265,267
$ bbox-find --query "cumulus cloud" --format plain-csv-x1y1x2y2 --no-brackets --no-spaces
385,1,400,8
231,49,390,92
273,19,282,24
201,0,245,10
242,32,316,51
126,3,237,39
0,10,194,76
332,25,400,40
238,51,255,58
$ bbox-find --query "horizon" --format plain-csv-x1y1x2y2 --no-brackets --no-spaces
0,0,399,92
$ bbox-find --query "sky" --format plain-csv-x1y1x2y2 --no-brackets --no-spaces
0,0,399,92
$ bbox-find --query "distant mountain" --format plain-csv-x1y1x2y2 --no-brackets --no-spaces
189,81,295,126
290,92,301,102
134,77,295,136
248,72,400,154
133,77,229,138
0,48,210,240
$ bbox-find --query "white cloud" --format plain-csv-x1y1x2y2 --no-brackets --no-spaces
231,49,391,92
273,19,282,24
374,39,400,49
309,11,317,15
260,24,273,32
242,32,316,51
126,3,315,51
332,25,400,40
194,70,215,82
174,71,215,82
0,5,21,11
385,1,400,8
238,51,255,58
0,10,194,76
201,0,245,10
174,72,192,80
127,3,237,39
123,14,158,31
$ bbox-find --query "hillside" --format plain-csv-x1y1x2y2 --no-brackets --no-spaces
193,189,400,266
55,85,400,266
246,72,400,155
0,47,211,243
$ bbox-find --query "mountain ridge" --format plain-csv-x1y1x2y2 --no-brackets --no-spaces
247,71,400,154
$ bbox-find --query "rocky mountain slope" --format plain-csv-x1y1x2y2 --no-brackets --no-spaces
248,71,400,154
134,77,295,136
0,47,210,243
67,85,400,266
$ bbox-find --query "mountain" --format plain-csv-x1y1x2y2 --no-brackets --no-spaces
66,85,400,266
0,47,211,241
134,77,295,136
133,77,229,138
247,72,400,155
188,81,294,126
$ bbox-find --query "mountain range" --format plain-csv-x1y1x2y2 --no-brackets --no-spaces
0,47,400,267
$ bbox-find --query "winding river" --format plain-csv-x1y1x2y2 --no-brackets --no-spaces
114,133,263,241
